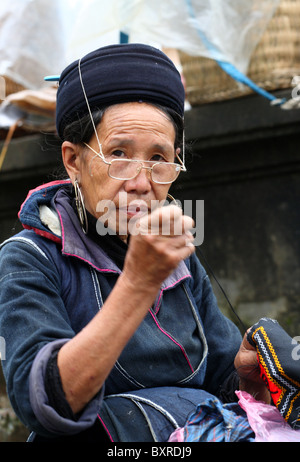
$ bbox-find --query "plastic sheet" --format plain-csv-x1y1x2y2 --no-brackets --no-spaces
0,0,67,89
67,0,280,74
66,0,284,104
237,391,300,442
0,0,280,91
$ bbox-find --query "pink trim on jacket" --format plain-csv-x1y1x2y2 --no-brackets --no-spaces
97,414,114,442
149,309,194,374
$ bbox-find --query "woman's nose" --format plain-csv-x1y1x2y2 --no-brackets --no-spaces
123,166,152,195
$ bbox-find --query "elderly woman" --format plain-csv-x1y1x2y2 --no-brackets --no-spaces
0,44,268,442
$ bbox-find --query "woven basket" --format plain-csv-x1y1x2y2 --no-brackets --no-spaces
180,0,300,106
0,75,26,99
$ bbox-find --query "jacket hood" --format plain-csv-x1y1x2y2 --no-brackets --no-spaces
18,180,72,243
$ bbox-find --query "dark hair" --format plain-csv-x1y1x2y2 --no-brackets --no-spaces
62,107,106,145
62,103,184,152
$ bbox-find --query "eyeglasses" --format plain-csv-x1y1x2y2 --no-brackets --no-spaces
84,142,186,184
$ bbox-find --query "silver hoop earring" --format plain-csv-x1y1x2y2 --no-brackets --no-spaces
167,193,181,208
74,179,88,234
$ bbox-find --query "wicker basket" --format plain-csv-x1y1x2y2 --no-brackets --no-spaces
0,75,26,99
180,0,300,106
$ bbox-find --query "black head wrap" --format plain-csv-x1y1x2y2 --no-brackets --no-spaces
56,43,185,139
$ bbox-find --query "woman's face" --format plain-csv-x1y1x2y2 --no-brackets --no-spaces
63,102,178,238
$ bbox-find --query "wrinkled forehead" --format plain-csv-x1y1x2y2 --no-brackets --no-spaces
99,103,176,137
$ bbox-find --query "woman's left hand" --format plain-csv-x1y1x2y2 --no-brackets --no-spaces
234,330,271,404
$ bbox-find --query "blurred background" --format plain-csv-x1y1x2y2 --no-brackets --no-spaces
0,0,300,441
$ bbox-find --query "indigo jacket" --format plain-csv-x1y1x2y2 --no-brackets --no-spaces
0,181,242,441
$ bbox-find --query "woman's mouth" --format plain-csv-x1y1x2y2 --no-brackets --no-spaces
119,201,149,219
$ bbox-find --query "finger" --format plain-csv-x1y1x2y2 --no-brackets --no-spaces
149,205,183,235
138,205,194,237
165,232,195,257
173,239,195,261
181,216,195,235
171,231,194,248
241,330,257,352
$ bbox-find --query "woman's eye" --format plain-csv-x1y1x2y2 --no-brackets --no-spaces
151,154,165,162
111,150,126,158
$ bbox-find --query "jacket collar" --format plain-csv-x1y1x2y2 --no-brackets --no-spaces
54,186,121,274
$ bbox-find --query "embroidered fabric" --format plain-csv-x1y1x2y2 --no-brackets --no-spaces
247,317,300,429
168,395,254,442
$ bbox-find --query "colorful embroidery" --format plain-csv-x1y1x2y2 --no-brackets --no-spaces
248,318,300,429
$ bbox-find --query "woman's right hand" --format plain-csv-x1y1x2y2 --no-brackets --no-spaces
123,204,195,293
